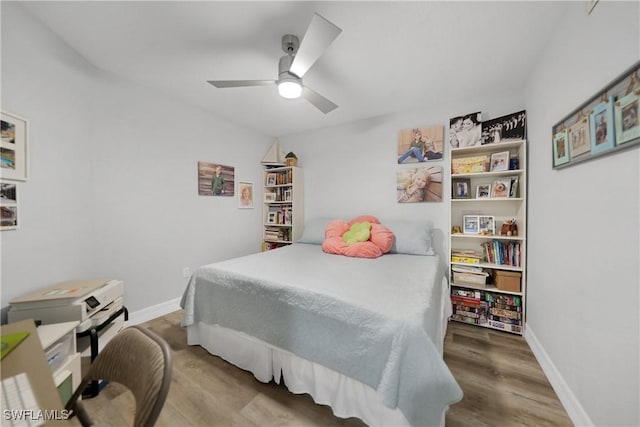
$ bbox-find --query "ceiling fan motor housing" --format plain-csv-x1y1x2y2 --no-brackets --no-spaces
281,34,299,55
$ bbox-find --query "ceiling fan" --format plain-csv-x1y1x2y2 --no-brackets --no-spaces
207,13,342,114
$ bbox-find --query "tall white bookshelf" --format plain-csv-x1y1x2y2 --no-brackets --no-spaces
262,166,304,250
449,139,527,335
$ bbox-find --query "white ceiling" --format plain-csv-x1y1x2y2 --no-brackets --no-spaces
21,1,569,137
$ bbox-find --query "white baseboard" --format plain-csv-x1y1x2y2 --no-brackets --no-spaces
525,324,593,427
126,297,182,326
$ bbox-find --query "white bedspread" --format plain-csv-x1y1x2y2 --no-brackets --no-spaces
181,243,462,426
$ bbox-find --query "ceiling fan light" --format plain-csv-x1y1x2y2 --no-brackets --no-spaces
278,80,302,99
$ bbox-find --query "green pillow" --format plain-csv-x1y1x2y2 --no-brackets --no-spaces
343,221,371,246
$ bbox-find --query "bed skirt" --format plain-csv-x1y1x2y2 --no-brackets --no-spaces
187,322,449,427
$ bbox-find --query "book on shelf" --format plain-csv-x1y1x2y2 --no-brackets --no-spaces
451,156,489,174
452,287,482,299
484,292,521,307
489,307,521,319
488,319,522,333
451,249,483,264
482,241,521,266
487,314,522,325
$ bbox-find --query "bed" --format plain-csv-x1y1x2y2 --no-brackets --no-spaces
180,221,463,427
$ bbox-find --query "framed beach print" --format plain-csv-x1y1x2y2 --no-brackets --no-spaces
463,215,479,235
553,129,570,167
238,181,254,209
476,184,491,199
489,151,509,172
614,90,640,145
568,116,591,158
478,215,495,235
1,111,28,181
452,178,471,199
0,180,18,230
491,179,511,198
590,97,616,155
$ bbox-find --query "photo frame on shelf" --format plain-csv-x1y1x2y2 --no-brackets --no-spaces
508,176,519,198
553,129,570,167
0,180,18,231
478,215,495,235
614,89,640,145
283,188,292,201
463,215,479,235
0,111,28,182
568,116,591,158
489,151,509,172
266,212,277,224
264,191,277,202
476,184,491,199
452,178,471,199
266,173,277,186
491,179,511,198
590,96,616,155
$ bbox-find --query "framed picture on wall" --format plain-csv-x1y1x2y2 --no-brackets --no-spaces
614,90,640,145
552,129,570,167
568,116,591,158
0,180,18,230
397,126,444,164
1,111,28,181
198,161,235,196
238,181,254,209
590,96,616,155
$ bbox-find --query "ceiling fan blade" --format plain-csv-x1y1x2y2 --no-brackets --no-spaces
289,13,342,78
302,86,338,114
208,80,276,88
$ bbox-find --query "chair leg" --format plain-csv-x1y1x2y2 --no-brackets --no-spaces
71,400,94,427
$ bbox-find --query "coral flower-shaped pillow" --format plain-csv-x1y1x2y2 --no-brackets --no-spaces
322,215,394,258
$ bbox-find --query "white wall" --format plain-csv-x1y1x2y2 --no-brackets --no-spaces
1,3,268,313
524,2,639,426
1,3,97,306
280,90,524,263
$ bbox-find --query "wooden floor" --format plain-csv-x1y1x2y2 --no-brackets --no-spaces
80,310,572,426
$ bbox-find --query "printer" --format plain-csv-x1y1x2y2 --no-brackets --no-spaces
8,279,124,333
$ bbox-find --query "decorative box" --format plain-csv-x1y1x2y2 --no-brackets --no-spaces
493,270,521,292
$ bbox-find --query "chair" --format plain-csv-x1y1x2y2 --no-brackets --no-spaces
66,325,173,427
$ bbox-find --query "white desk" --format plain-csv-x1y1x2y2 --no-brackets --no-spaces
37,321,81,405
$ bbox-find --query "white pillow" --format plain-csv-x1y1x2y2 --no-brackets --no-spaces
386,220,433,255
297,217,333,244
